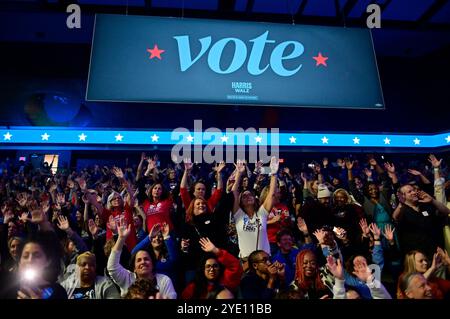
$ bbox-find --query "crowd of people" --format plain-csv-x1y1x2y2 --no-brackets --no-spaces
0,152,449,300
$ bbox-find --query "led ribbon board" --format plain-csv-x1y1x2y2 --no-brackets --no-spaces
2,128,449,148
87,14,384,109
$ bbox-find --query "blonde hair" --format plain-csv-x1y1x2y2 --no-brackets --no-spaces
76,251,96,266
403,250,426,274
396,250,427,299
106,191,123,210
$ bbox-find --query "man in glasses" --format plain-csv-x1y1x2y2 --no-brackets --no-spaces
239,250,286,299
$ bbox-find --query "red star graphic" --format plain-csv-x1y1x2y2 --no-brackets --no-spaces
313,52,328,67
147,44,165,60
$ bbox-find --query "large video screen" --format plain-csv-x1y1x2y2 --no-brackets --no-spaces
87,14,384,109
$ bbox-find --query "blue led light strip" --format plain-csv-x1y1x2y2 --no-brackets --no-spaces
1,127,449,148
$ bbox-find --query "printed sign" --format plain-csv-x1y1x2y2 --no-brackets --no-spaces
87,14,384,109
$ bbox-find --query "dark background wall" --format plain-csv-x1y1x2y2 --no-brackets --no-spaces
0,40,449,133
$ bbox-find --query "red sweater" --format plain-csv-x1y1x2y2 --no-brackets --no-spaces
267,203,293,243
103,203,137,250
181,248,243,299
142,198,174,232
180,187,223,212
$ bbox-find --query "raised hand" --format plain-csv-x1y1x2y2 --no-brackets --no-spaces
369,223,381,240
428,154,442,168
345,160,354,170
384,162,396,174
267,263,278,278
199,237,218,254
273,261,285,278
430,252,443,271
19,212,30,224
112,167,125,179
436,247,450,266
147,158,157,171
270,213,281,223
117,217,131,239
382,224,395,242
313,229,326,245
368,157,377,167
417,190,433,203
407,169,422,176
16,193,28,207
235,160,246,175
82,193,89,204
363,168,373,179
326,255,344,280
300,172,308,184
255,160,263,174
17,287,46,299
1,203,8,215
297,217,309,235
3,210,14,224
214,161,226,174
183,158,193,171
334,227,348,241
30,208,46,224
107,215,118,234
149,223,162,238
57,215,70,231
353,259,371,283
56,193,66,206
88,219,98,236
359,218,370,237
269,156,279,175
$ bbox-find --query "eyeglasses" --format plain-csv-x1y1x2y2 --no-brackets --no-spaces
205,264,220,270
256,257,270,264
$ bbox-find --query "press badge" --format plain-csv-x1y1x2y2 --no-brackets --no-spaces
422,211,429,217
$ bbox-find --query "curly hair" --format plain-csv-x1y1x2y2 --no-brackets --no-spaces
124,278,159,299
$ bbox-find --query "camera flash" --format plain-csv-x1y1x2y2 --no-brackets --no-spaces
23,268,37,282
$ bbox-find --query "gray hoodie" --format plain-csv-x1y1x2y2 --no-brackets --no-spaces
61,269,120,299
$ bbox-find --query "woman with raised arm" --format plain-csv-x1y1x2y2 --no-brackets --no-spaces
140,182,174,235
85,167,137,251
397,248,450,299
182,238,242,299
1,207,67,299
107,217,176,298
232,157,279,266
293,249,331,299
180,159,225,212
131,222,178,288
